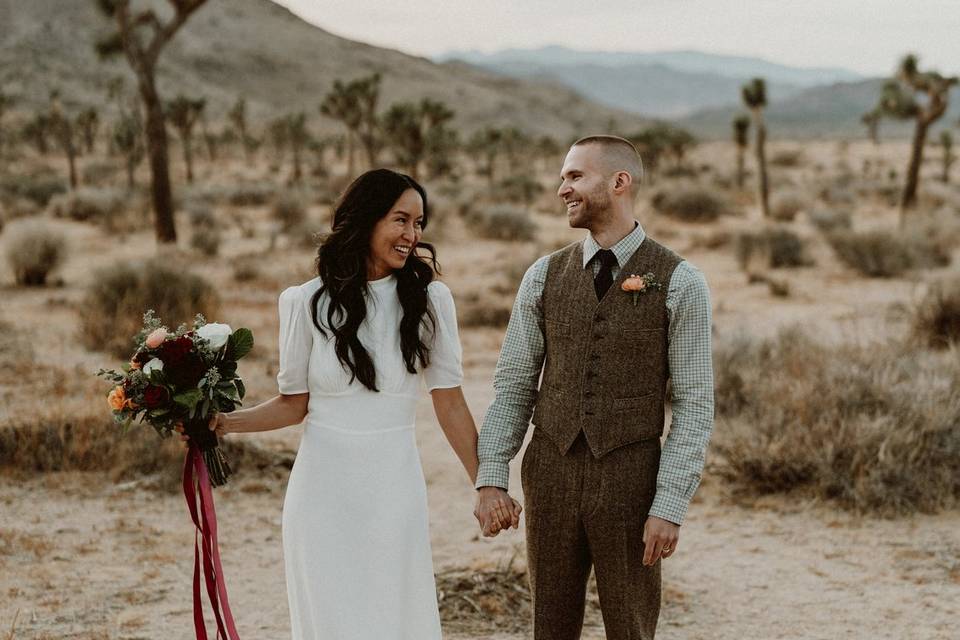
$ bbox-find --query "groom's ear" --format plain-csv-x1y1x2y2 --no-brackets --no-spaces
613,170,632,194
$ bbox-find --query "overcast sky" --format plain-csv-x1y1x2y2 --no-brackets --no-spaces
276,0,959,77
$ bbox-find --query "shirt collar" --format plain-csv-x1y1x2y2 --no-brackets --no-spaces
582,221,646,269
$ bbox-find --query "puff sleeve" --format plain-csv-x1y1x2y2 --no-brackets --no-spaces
423,281,464,391
276,286,313,394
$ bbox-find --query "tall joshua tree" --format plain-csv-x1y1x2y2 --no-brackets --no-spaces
467,127,503,186
741,78,770,218
228,97,256,161
941,131,955,184
874,55,958,217
382,98,455,180
733,115,750,189
353,73,382,169
94,0,209,244
861,109,881,145
0,90,14,159
320,80,362,178
48,92,80,190
166,95,205,183
286,112,309,184
76,107,100,154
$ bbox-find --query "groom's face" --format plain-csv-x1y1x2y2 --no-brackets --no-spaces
558,144,612,230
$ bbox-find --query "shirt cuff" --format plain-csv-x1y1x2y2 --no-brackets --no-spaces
475,460,510,491
648,491,689,526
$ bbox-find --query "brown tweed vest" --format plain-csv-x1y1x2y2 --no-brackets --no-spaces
531,236,682,458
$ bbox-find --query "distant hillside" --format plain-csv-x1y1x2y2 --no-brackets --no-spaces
0,0,646,137
679,79,960,139
438,45,865,119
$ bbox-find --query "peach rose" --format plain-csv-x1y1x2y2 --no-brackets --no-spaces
145,327,168,349
107,386,127,412
621,275,647,292
129,359,141,370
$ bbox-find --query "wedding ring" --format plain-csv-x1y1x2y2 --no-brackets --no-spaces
663,547,672,552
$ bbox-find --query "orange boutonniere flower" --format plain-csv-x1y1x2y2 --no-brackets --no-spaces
621,272,662,306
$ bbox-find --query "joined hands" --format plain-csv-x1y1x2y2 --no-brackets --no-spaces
474,486,522,537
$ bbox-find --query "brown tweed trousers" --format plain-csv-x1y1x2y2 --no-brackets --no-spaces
523,238,682,640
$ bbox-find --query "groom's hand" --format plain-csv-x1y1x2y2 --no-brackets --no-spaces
642,515,680,566
474,487,522,537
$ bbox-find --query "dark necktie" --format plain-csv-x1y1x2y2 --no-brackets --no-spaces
593,249,617,300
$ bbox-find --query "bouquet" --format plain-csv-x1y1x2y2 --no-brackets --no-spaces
98,310,253,486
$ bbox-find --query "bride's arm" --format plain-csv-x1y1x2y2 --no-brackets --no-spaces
211,393,309,435
430,386,479,485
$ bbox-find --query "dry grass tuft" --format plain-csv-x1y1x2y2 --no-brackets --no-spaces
78,260,219,358
912,278,960,349
735,227,811,271
651,184,736,222
827,230,951,278
712,327,960,515
3,219,66,286
465,205,537,242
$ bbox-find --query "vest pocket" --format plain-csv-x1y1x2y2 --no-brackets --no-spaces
612,392,657,413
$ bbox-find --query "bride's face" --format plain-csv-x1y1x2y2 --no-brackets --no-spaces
366,188,424,280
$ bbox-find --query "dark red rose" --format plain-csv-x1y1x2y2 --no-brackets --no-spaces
143,385,169,409
157,336,194,368
169,351,207,389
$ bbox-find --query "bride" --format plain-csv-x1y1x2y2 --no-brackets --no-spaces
194,168,521,639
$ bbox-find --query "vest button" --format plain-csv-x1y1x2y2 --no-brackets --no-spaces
584,391,594,398
584,409,595,416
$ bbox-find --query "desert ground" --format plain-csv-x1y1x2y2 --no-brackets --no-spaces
1,138,959,639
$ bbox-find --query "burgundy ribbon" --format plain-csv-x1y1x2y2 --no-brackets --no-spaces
183,445,241,640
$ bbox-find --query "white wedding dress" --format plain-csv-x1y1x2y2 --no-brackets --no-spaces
276,275,462,640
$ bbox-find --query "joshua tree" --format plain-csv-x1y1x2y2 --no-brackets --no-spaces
23,113,52,155
874,54,958,217
733,115,750,188
228,97,256,161
534,135,561,173
286,112,309,183
166,95,205,183
199,111,218,162
76,107,100,154
861,109,881,145
741,77,770,218
94,0,209,244
0,90,13,159
320,80,362,178
382,98,455,180
353,73,383,169
113,109,144,190
467,127,504,185
48,92,80,190
941,131,955,184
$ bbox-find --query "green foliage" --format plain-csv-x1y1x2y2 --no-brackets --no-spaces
0,173,67,207
736,227,811,270
741,77,767,108
496,176,544,206
628,123,697,172
48,187,127,228
827,230,951,277
466,205,537,242
382,98,456,179
3,220,66,286
271,193,306,231
79,260,219,358
732,115,750,147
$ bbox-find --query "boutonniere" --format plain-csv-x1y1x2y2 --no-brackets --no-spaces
621,272,662,306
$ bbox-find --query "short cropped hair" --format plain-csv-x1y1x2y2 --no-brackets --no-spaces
572,135,644,193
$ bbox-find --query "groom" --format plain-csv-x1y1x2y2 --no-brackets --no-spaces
474,135,714,639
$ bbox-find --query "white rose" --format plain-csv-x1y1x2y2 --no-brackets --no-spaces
142,358,164,375
197,322,233,350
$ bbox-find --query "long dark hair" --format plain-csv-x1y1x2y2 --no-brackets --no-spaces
310,169,439,391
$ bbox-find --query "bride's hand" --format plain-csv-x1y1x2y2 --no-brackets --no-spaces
208,412,229,437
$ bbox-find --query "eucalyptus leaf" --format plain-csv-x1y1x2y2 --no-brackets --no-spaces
226,328,254,361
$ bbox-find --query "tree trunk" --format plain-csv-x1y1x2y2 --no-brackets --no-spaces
346,130,355,178
67,146,78,190
753,109,769,218
183,136,194,183
292,145,302,183
141,80,177,243
125,155,136,190
900,118,928,219
736,146,745,189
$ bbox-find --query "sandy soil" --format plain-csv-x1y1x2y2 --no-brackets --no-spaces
2,140,959,639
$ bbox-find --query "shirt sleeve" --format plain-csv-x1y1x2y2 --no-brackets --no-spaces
648,261,715,525
475,256,549,490
276,286,313,395
423,281,464,391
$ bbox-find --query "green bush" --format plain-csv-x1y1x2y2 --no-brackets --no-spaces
713,327,960,515
466,205,537,242
187,205,221,256
496,176,545,205
272,193,307,232
227,182,276,207
735,227,811,270
0,174,67,207
4,220,66,286
48,187,127,227
78,260,220,358
828,230,950,278
650,185,734,222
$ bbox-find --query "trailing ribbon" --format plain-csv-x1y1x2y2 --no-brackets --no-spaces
183,444,241,640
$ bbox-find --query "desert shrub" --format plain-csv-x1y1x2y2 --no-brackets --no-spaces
912,279,960,349
457,300,512,328
735,227,811,270
4,220,66,286
0,414,292,493
712,327,960,515
78,260,219,358
466,205,537,242
497,176,544,205
227,182,276,207
769,190,809,222
187,206,221,256
285,220,320,250
0,174,67,207
808,208,852,234
81,160,121,185
232,258,261,283
49,187,127,227
272,193,307,232
828,230,950,278
650,185,734,222
769,149,805,167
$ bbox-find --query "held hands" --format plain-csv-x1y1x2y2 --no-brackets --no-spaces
474,487,523,537
642,515,680,566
